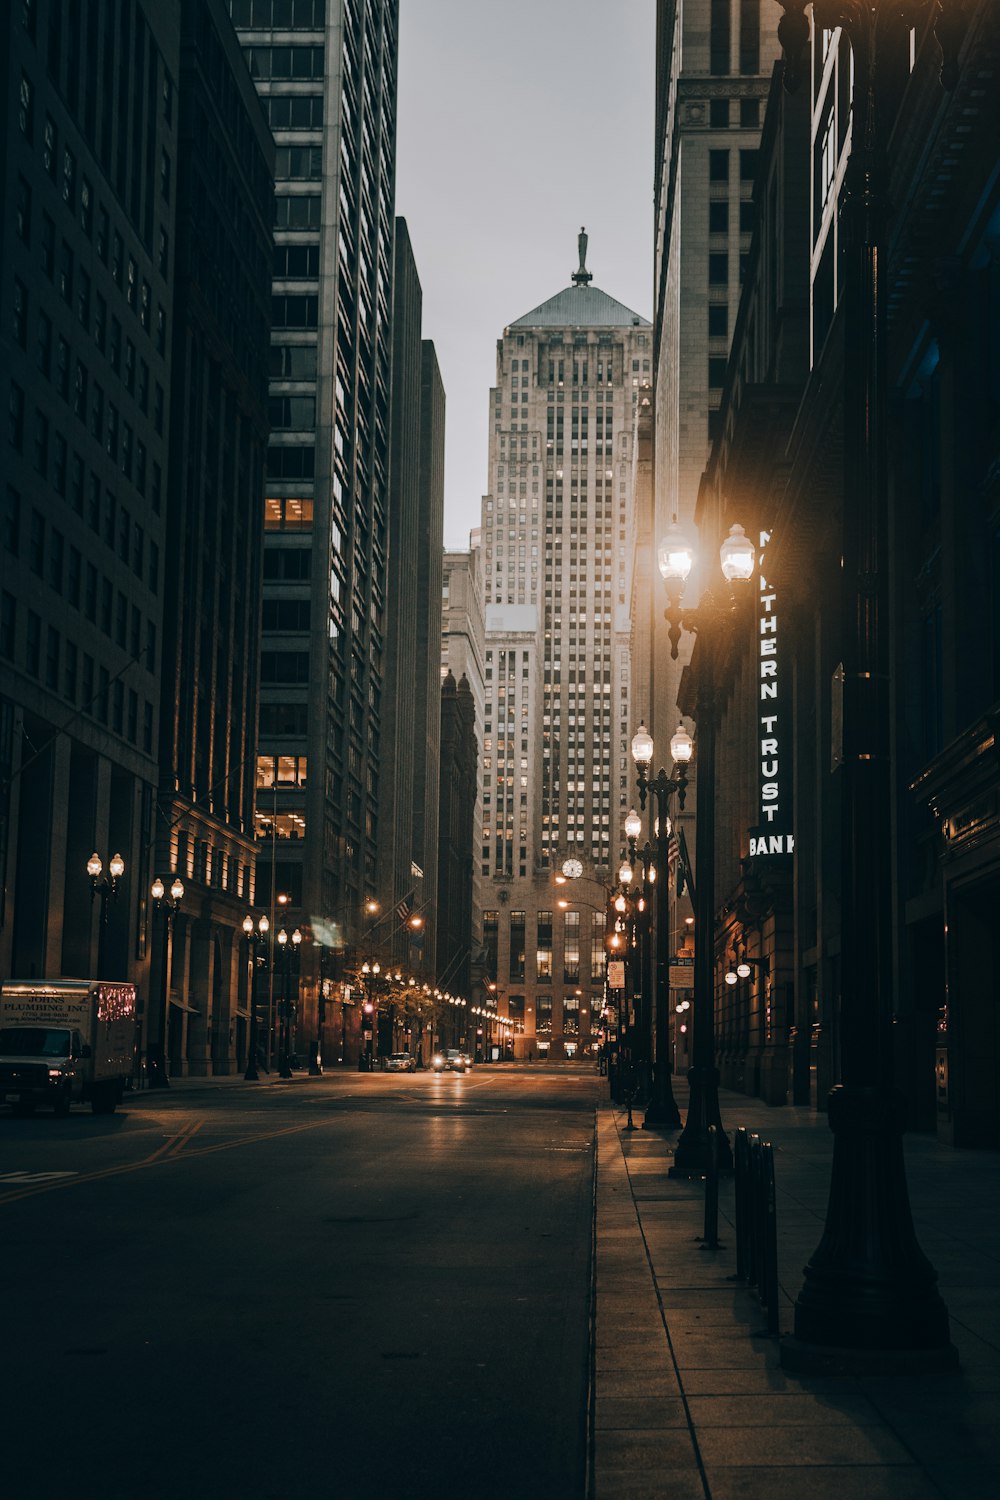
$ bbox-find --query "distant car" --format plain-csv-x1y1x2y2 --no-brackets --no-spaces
385,1052,416,1072
459,1051,473,1070
432,1049,466,1073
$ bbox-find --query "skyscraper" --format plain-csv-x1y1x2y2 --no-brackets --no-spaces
478,234,651,1059
1,2,181,987
232,0,399,1062
650,0,779,746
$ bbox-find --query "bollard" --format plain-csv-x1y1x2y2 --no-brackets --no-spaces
734,1127,750,1279
732,1126,782,1336
701,1123,720,1249
762,1142,780,1335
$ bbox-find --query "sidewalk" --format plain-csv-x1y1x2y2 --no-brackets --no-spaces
592,1079,1000,1500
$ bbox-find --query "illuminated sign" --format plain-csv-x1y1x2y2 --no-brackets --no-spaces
749,530,793,859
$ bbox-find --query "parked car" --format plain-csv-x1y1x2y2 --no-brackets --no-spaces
431,1049,466,1073
385,1052,416,1072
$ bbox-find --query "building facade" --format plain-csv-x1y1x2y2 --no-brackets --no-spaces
232,0,399,1065
1,2,180,993
154,0,273,1077
477,238,650,1058
651,0,780,752
691,6,1000,1148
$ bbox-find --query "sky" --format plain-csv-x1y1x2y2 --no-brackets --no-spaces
396,0,657,550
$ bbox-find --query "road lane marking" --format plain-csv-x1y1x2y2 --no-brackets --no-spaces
0,1112,352,1207
0,1171,79,1183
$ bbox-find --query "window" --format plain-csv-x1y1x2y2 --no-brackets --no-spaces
740,200,756,235
709,357,728,389
41,214,55,279
709,149,730,182
12,279,28,349
709,253,729,286
710,0,731,74
16,175,31,244
18,70,34,142
536,911,552,981
740,149,759,182
740,98,760,128
708,304,728,339
3,486,21,555
8,383,25,452
563,910,581,984
0,593,15,660
709,201,729,235
509,911,526,982
710,98,729,128
25,609,41,677
43,113,58,178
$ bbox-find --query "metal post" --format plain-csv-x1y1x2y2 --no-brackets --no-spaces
670,659,732,1174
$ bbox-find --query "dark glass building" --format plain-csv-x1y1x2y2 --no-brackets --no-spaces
152,0,274,1077
231,0,399,1064
1,1,181,989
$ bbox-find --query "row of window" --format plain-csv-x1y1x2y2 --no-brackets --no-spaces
9,373,163,502
230,0,327,28
243,45,325,80
0,592,154,751
709,148,759,183
5,480,157,594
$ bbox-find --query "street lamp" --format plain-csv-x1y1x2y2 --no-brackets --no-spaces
657,522,755,1176
631,728,687,1129
274,927,302,1080
242,913,268,1081
773,0,962,1370
88,851,125,980
147,874,183,1088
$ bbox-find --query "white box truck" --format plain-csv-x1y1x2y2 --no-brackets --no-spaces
0,979,136,1115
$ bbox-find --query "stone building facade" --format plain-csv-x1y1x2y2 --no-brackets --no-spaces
477,242,651,1058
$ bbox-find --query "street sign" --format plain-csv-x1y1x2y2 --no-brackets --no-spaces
669,959,693,989
607,961,625,990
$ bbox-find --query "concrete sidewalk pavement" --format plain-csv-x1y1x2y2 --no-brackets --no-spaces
592,1079,1000,1500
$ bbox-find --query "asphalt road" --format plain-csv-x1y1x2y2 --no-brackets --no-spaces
0,1064,600,1500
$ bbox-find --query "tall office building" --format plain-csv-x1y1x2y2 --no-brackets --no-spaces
154,0,274,1077
650,0,779,746
0,1,272,1083
478,235,651,1058
1,3,180,986
231,0,399,1062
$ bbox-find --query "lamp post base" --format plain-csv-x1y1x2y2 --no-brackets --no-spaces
669,1064,732,1175
642,1061,681,1129
785,1085,955,1363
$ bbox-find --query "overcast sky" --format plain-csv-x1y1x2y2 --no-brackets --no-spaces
396,0,656,550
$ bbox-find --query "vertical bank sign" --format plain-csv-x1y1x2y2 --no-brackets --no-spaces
750,530,793,859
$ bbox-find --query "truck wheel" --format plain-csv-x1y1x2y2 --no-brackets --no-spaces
53,1088,72,1117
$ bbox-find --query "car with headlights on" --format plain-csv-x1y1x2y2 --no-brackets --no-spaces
385,1052,416,1072
431,1049,466,1073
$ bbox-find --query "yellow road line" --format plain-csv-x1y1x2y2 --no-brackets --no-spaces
0,1116,333,1207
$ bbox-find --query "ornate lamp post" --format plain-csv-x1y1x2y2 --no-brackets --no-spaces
276,926,302,1080
657,520,756,1175
630,725,691,1129
623,810,654,1104
88,851,125,980
147,874,183,1088
241,913,269,1081
773,0,963,1370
